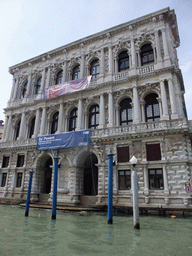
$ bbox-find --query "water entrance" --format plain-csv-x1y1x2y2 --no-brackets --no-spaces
83,153,98,195
0,205,192,256
43,157,52,194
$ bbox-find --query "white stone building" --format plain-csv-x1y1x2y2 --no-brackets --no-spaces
0,7,192,209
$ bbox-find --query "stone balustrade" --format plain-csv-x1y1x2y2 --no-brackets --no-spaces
138,64,154,75
0,119,189,149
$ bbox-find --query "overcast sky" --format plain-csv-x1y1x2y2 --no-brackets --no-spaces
0,0,192,122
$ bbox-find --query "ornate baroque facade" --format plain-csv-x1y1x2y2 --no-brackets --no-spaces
0,7,192,208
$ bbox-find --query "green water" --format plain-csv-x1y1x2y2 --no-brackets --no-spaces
0,205,192,256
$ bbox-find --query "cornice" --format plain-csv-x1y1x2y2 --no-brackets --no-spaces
9,8,173,74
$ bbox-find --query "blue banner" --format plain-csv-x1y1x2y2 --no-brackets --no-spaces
37,130,91,151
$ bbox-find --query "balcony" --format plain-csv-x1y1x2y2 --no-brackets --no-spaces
0,119,189,149
91,119,189,138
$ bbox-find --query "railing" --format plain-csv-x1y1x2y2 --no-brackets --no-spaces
7,94,42,108
138,64,154,75
91,119,189,137
0,138,36,149
0,119,190,149
114,71,129,81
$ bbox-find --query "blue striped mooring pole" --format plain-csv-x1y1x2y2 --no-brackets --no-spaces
52,155,59,220
25,169,34,217
107,151,114,224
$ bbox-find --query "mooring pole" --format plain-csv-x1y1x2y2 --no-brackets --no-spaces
52,155,59,220
107,151,114,224
25,169,34,217
132,168,140,229
130,156,140,229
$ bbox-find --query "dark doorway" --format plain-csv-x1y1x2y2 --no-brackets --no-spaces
43,157,52,194
84,153,98,195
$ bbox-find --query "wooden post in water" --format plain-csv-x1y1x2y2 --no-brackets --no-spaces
107,151,114,224
52,155,59,220
25,169,34,217
130,156,140,229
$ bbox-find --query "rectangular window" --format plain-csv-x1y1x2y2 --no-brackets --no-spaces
146,144,161,161
1,173,7,187
149,169,163,190
117,146,129,163
17,155,25,167
16,173,23,187
118,170,131,190
2,156,9,168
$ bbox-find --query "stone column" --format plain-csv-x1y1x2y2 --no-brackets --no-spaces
39,107,47,135
115,106,120,126
98,93,105,129
108,45,113,75
107,91,114,127
64,114,69,132
158,98,163,120
143,164,149,195
168,79,178,119
133,85,140,123
155,30,162,62
136,51,141,66
9,78,16,100
76,98,83,130
131,37,136,68
57,103,65,133
163,164,169,195
140,100,145,122
62,60,67,83
26,73,32,96
18,112,26,140
100,47,105,77
114,57,118,73
5,115,13,141
45,66,51,89
40,68,46,93
2,115,8,141
13,77,19,99
32,108,41,138
160,80,169,120
84,112,88,130
80,53,85,78
161,28,169,58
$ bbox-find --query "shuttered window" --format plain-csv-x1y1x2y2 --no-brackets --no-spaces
146,144,161,161
117,146,129,163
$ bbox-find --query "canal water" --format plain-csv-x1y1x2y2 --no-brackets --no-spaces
0,205,192,256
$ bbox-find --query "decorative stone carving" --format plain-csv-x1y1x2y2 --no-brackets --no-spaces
145,197,149,204
134,33,155,50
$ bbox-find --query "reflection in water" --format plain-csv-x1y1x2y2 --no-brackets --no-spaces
0,205,192,256
106,225,114,245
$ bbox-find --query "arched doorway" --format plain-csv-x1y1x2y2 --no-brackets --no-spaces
43,157,52,194
84,153,98,195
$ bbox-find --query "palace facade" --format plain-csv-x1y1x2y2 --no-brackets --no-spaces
0,7,192,209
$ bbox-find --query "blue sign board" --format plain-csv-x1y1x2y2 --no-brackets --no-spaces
37,129,91,151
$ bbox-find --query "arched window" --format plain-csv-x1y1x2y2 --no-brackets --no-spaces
90,59,99,79
56,70,63,85
69,108,77,131
145,93,160,122
120,98,132,125
29,117,35,138
72,65,80,80
118,51,129,72
141,44,154,66
21,82,27,98
51,112,59,134
89,104,99,129
15,120,20,140
34,77,41,95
